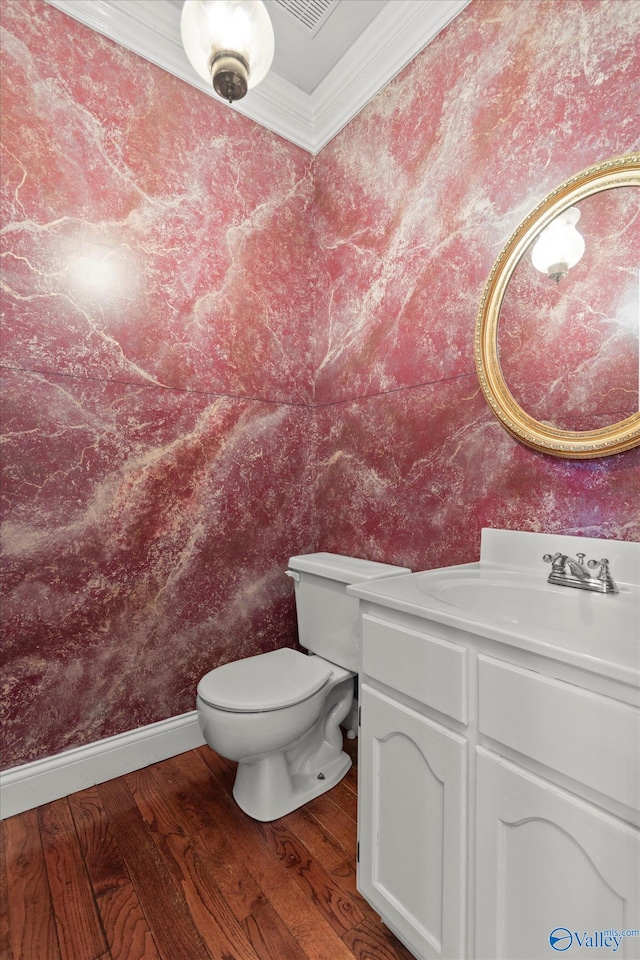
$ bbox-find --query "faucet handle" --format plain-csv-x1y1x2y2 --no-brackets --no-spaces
586,558,619,594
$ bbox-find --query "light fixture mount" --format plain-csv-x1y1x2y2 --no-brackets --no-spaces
547,262,569,284
210,50,249,102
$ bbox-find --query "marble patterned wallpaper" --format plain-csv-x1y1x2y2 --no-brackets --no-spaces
1,0,639,768
312,0,640,572
1,0,316,767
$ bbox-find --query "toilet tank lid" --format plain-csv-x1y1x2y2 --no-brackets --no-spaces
197,648,332,712
288,552,411,584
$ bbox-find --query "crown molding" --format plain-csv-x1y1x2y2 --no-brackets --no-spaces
309,0,468,152
46,0,469,154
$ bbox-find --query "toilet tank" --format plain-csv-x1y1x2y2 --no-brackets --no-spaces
287,553,411,673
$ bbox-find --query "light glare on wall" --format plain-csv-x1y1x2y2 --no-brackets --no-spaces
66,245,137,303
531,206,585,283
181,0,275,103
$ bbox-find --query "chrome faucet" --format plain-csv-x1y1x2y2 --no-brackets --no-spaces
543,552,619,594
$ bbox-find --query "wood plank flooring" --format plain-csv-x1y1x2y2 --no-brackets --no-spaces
1,738,415,960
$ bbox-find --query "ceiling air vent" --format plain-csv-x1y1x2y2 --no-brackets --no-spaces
271,0,337,36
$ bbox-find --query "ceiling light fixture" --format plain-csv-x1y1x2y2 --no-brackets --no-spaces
531,206,586,283
181,0,275,103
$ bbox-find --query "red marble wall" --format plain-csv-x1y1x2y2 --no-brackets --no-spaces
0,0,316,767
313,0,640,572
2,0,639,770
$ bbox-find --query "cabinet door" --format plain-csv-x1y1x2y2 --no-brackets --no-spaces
358,683,467,960
475,747,640,960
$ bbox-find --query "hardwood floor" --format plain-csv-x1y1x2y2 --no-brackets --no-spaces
1,737,415,960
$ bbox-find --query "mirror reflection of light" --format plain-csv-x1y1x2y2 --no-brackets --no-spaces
531,206,586,283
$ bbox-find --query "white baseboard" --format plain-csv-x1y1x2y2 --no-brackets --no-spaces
0,711,206,819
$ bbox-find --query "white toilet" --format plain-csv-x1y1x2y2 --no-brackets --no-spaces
196,552,410,821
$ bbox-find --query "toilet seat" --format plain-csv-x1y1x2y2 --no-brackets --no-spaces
197,648,332,713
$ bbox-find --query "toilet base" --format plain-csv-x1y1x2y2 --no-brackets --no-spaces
233,747,351,821
232,675,355,821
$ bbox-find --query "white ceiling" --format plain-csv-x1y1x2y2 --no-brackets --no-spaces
261,0,388,94
46,0,469,154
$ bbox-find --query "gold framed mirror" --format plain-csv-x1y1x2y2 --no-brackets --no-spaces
475,154,640,459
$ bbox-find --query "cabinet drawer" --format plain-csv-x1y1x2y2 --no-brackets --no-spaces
362,613,468,723
478,656,640,810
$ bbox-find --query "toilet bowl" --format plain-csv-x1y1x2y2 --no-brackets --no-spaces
197,553,411,821
197,647,354,821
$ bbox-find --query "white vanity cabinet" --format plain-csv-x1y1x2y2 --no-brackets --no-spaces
357,612,470,959
358,682,467,960
474,656,640,960
355,606,640,960
475,748,640,960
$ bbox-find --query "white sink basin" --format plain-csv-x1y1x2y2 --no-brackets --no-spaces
348,530,640,685
414,567,630,634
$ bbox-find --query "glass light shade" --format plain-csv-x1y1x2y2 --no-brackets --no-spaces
531,206,586,281
181,0,274,98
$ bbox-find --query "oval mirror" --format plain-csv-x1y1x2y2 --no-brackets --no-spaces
475,154,640,458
